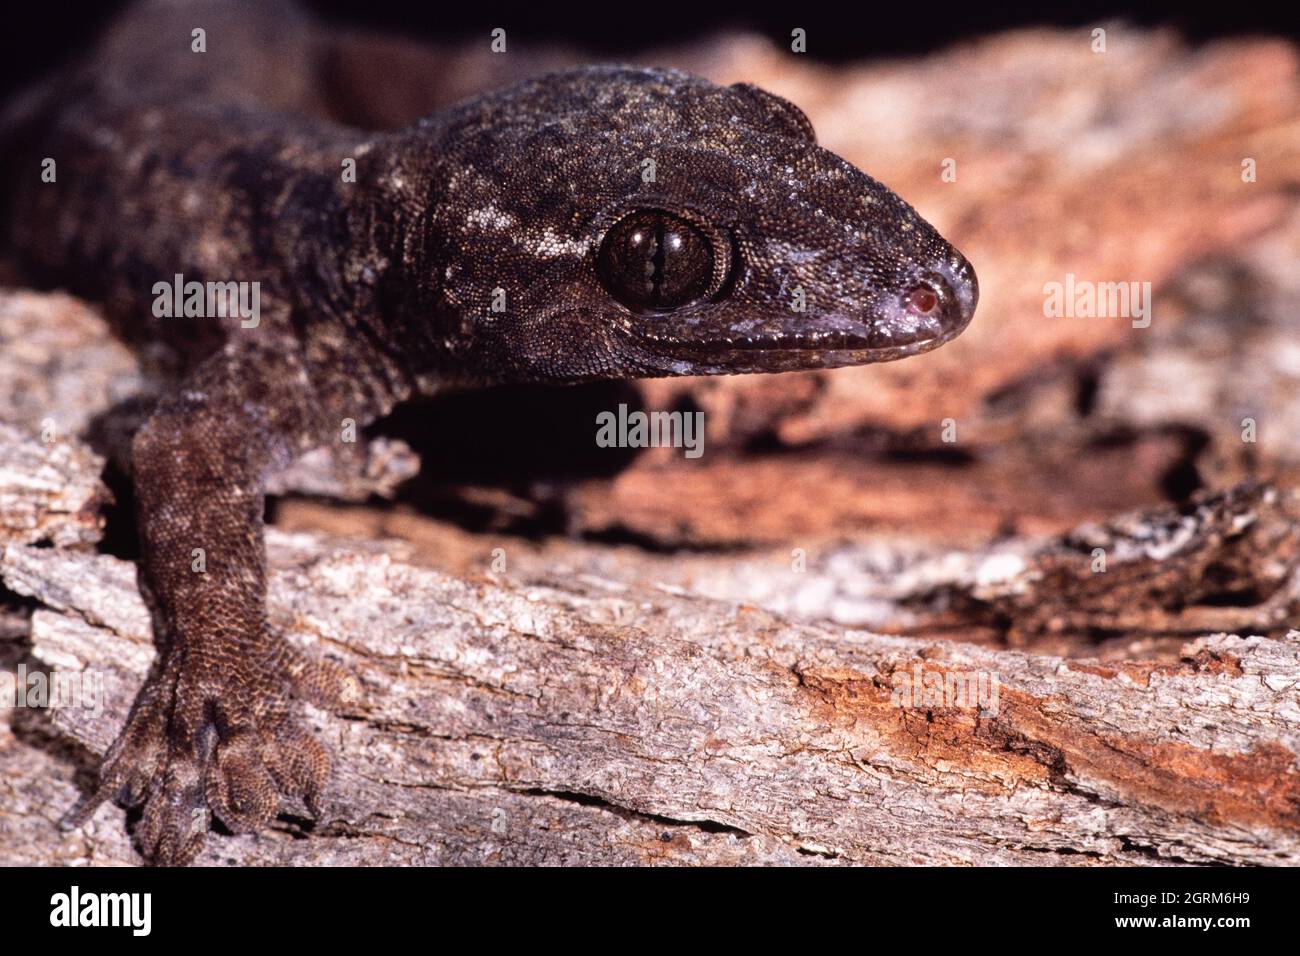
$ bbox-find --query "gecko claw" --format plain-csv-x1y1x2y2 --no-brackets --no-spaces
65,638,337,864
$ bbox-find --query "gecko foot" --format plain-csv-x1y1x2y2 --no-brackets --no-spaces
63,638,343,865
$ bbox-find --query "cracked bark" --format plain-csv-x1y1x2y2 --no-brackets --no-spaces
3,517,1299,865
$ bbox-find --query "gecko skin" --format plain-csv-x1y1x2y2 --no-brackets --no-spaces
4,0,977,864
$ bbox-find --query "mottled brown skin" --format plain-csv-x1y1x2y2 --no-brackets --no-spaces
3,0,977,863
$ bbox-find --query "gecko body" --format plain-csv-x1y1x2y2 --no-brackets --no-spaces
3,0,977,863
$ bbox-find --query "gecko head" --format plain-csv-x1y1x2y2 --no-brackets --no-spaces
422,66,977,382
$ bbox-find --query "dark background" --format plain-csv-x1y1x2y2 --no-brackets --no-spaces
4,0,1300,101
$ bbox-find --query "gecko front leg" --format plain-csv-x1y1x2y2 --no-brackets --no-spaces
65,338,392,865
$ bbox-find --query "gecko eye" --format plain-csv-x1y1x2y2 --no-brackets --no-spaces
597,211,714,311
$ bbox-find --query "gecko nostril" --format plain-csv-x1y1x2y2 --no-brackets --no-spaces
903,280,941,316
921,256,979,331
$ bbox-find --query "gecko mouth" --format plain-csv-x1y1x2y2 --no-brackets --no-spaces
627,254,979,362
628,290,972,357
636,327,947,354
621,320,964,378
686,321,949,352
616,253,978,370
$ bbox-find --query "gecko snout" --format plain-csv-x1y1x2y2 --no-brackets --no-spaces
901,254,979,342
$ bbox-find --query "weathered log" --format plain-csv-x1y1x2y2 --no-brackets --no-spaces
3,527,1298,866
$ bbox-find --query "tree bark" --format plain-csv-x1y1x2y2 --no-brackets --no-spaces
3,522,1298,866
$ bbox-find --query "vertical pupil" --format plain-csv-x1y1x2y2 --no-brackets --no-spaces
638,219,667,305
598,211,714,311
623,218,673,305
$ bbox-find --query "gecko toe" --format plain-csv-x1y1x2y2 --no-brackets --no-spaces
206,732,281,833
267,724,332,818
134,759,208,867
273,641,365,714
66,640,336,864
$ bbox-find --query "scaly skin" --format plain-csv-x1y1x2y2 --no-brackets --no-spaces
3,0,977,863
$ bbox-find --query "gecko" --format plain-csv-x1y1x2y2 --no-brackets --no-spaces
2,0,978,864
